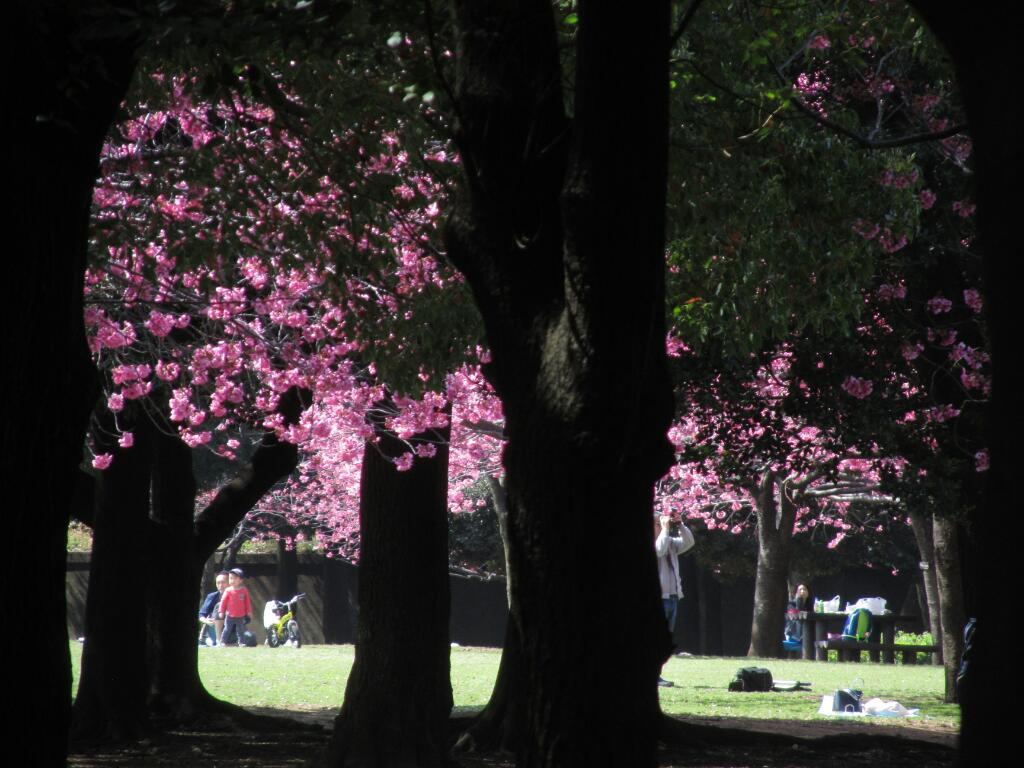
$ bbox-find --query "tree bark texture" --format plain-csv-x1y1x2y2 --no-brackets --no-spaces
3,4,136,762
910,5,1021,761
74,389,304,736
73,409,153,740
147,420,208,717
748,474,796,658
908,507,943,662
325,421,453,767
932,515,965,703
446,2,674,765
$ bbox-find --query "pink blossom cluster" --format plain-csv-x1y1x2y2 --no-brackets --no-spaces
841,376,873,399
878,168,919,189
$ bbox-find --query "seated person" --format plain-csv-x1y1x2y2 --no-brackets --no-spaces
784,583,811,643
198,571,228,646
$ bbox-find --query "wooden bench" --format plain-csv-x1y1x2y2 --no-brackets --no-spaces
815,639,939,665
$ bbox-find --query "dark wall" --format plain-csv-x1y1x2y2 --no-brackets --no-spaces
67,550,919,652
66,552,509,647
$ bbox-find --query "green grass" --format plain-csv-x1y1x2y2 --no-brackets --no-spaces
69,643,959,729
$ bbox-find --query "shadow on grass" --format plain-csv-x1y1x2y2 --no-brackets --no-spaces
658,714,957,768
68,706,956,768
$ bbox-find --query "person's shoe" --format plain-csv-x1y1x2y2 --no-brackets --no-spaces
657,677,675,687
674,651,692,658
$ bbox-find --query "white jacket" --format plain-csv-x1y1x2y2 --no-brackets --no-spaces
655,525,695,598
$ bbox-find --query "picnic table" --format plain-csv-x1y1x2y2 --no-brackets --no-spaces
796,611,928,663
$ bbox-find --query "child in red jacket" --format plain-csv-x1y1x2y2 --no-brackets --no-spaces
218,568,253,647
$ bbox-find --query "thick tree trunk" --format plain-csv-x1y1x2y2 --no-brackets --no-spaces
73,409,153,740
76,389,305,735
324,420,453,767
447,3,674,765
748,475,795,658
908,507,944,662
147,420,208,717
910,7,1021,760
932,515,966,703
5,5,135,762
277,535,300,600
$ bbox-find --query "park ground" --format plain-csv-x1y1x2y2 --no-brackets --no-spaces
68,644,959,767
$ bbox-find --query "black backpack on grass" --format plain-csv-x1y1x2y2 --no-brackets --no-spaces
728,667,774,692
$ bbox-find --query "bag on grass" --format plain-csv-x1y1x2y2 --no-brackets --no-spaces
241,629,258,647
841,608,873,642
832,688,863,713
728,666,774,692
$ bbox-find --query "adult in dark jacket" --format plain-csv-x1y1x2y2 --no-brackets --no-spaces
198,571,229,646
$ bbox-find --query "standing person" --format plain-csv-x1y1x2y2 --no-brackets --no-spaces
655,513,696,687
218,568,253,647
198,570,229,646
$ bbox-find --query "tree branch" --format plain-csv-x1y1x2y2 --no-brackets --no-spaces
670,0,706,48
193,386,308,561
784,90,968,149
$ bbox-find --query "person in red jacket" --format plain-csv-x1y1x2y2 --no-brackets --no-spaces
218,568,253,647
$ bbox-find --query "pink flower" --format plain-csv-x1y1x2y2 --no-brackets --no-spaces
107,393,125,412
394,452,414,471
415,443,438,458
901,341,924,361
919,189,937,210
92,453,113,470
975,449,989,472
876,283,906,302
808,34,831,50
963,288,983,313
145,311,177,338
841,376,873,399
852,219,880,240
155,360,181,381
878,229,908,253
927,296,953,314
118,432,135,448
952,199,976,218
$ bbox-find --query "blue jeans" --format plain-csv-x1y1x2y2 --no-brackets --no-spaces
199,623,218,646
663,596,679,634
221,616,246,646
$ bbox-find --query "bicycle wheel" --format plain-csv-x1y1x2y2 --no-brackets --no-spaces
267,627,281,648
287,619,301,648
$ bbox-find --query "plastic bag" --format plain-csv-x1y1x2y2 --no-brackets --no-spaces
862,697,919,717
847,597,887,615
822,595,841,613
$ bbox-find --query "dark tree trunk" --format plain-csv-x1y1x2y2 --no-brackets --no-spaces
932,515,965,703
908,507,944,662
5,5,135,762
446,2,674,765
455,477,525,753
325,419,453,767
910,6,1021,760
277,535,300,600
73,408,153,740
748,474,795,658
456,618,526,754
147,419,208,717
75,389,305,736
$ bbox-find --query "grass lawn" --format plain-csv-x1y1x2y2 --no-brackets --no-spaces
69,642,959,731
